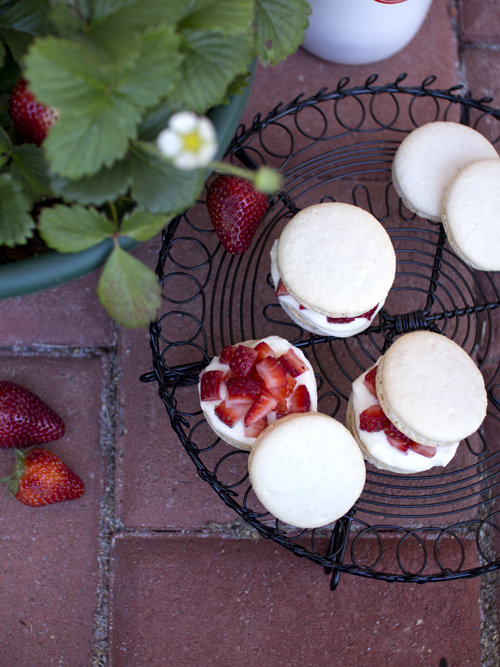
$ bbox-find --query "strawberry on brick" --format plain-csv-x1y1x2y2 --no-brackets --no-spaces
200,370,223,401
214,401,248,428
229,345,259,377
278,349,308,378
244,390,279,427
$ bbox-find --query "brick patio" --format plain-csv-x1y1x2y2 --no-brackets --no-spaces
1,1,500,665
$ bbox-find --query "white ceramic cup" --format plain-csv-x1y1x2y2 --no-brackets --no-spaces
302,0,434,65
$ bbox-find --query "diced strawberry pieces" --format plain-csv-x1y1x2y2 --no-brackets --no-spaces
219,345,237,365
255,356,288,393
384,422,407,440
214,401,248,428
386,435,410,454
200,370,223,401
229,345,259,378
275,279,289,297
287,385,311,414
244,417,268,439
254,341,277,362
363,367,378,398
278,349,308,378
269,373,297,400
244,391,278,427
359,404,391,432
408,441,436,458
226,378,262,406
274,400,288,419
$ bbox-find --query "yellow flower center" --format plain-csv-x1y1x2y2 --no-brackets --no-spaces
181,130,203,153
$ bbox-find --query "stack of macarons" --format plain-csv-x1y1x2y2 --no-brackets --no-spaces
392,121,500,271
270,202,396,337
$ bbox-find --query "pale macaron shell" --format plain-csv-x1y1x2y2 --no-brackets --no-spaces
248,412,366,529
392,121,499,222
375,331,487,447
276,202,396,318
442,158,500,271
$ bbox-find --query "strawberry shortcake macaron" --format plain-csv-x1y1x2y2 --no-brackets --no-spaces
346,331,488,473
199,335,317,450
270,202,396,337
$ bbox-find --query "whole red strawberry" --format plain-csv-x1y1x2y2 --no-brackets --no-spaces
206,175,267,255
0,381,65,448
9,78,59,146
1,448,84,507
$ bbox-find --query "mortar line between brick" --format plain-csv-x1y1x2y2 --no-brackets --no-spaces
92,326,120,667
0,345,111,358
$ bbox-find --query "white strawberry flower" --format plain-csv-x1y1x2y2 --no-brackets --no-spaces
156,111,218,170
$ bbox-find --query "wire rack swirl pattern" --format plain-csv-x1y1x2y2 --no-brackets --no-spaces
143,75,500,588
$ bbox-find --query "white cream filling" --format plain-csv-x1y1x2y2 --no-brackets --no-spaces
270,240,383,337
199,335,318,449
352,367,459,472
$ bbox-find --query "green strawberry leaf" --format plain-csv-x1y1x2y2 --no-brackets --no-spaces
90,0,184,27
173,28,251,113
130,143,205,214
119,208,169,242
10,144,52,202
0,173,34,246
180,0,254,35
0,0,52,60
97,245,162,328
253,0,310,65
51,159,132,206
117,25,182,108
0,124,11,152
39,203,114,253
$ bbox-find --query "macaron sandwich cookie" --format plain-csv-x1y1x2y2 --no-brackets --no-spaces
346,331,488,474
392,121,499,222
199,335,317,451
270,202,396,337
248,412,366,529
442,158,500,271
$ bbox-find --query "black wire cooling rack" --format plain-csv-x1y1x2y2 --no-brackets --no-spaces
141,74,500,589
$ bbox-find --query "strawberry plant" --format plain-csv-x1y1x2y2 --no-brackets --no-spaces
0,0,310,327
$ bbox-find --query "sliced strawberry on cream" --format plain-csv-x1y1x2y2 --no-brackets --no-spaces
200,370,223,401
288,385,311,414
279,349,308,377
350,364,459,472
229,345,259,377
214,401,248,427
244,390,279,427
255,356,287,395
199,336,318,451
219,345,238,365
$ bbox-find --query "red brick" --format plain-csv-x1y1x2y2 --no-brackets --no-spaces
459,0,500,43
109,532,482,667
0,355,106,665
0,270,115,348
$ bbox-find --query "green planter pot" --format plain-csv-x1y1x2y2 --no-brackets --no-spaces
0,63,256,299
